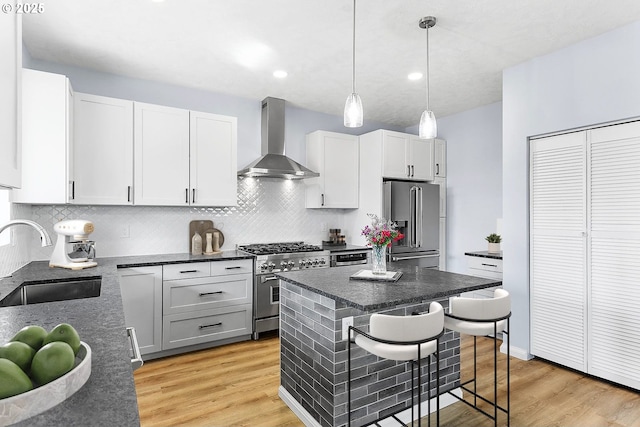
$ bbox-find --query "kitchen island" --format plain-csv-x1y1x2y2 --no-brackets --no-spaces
276,265,502,427
0,251,252,426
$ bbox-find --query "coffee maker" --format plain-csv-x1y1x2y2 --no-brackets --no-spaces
49,220,97,270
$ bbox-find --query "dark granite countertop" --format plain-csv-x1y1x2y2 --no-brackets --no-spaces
276,265,501,311
464,250,503,260
0,250,252,426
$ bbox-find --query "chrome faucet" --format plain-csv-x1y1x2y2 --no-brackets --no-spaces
0,219,52,247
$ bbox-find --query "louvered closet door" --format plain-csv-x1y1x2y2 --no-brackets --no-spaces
530,132,587,371
588,121,640,390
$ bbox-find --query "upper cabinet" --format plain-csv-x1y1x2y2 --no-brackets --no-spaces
434,138,446,178
190,111,237,207
380,130,434,181
134,102,238,206
72,93,134,205
305,131,359,209
12,69,71,204
134,102,190,206
0,14,22,188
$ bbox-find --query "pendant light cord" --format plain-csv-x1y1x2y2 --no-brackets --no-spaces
352,0,357,94
425,22,430,110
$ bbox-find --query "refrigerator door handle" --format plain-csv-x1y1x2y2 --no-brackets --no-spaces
409,186,416,248
391,253,439,261
416,187,423,248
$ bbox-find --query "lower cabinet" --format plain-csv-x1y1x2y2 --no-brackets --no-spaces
118,259,253,358
118,266,163,355
462,254,503,298
162,305,251,350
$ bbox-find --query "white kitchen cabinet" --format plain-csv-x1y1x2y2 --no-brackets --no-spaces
433,177,447,217
72,93,133,205
380,130,434,181
434,138,446,178
12,69,71,204
530,121,640,390
190,111,237,206
305,131,359,208
135,102,238,206
119,266,163,356
134,102,190,205
0,13,22,188
439,217,447,271
161,259,252,351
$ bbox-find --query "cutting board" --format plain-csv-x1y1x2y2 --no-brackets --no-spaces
189,220,224,253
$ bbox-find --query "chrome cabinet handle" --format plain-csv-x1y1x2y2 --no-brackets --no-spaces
199,291,223,296
411,165,415,177
407,165,411,177
126,327,143,371
127,185,131,202
225,266,242,270
436,163,440,175
185,188,189,204
199,322,222,330
321,194,325,206
192,188,196,204
71,181,75,200
481,263,498,268
179,269,198,274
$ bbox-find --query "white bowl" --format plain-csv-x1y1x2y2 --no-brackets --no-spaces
0,341,92,426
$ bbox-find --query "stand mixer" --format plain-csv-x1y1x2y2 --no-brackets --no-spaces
49,220,97,270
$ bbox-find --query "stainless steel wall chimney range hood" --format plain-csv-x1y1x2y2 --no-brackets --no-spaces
237,97,319,179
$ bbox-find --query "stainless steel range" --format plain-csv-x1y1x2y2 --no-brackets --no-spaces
237,242,330,339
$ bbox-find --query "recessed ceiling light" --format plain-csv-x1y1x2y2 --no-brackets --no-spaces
408,72,423,81
273,70,288,78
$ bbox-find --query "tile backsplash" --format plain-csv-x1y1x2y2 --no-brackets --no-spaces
5,177,349,274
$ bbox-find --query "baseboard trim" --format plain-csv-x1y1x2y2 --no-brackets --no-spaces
278,386,462,427
500,343,534,360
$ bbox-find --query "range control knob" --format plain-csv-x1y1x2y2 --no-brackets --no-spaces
259,263,268,271
312,259,319,266
319,259,326,265
267,262,276,271
280,261,288,269
287,261,295,268
299,259,307,267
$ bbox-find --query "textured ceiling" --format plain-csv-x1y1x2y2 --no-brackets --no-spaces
22,0,640,127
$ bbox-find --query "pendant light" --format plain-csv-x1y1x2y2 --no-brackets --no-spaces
418,16,437,139
344,0,363,127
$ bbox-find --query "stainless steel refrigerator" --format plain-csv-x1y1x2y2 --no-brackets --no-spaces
383,180,440,268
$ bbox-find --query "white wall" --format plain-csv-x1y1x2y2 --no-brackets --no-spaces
503,20,640,355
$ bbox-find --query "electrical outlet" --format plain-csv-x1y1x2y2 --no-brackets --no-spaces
342,316,354,341
119,225,130,238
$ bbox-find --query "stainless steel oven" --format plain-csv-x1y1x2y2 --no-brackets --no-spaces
330,250,369,267
237,242,330,339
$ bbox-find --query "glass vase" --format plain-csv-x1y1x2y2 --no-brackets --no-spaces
371,244,387,275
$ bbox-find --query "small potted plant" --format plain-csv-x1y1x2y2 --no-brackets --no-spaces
486,233,502,253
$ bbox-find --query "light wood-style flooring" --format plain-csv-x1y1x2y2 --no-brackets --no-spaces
134,333,640,427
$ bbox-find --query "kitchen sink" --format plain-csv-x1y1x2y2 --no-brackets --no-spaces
0,277,102,307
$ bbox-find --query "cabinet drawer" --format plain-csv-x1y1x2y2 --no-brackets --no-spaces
210,259,253,276
162,305,251,350
466,256,503,273
163,273,252,314
163,262,210,280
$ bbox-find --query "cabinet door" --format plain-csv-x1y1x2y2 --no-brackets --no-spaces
0,13,21,188
12,69,69,204
434,139,446,177
73,93,133,205
433,177,446,217
382,132,410,179
306,131,359,208
134,102,189,205
189,111,237,206
530,131,587,372
119,266,163,356
409,137,434,181
163,273,252,315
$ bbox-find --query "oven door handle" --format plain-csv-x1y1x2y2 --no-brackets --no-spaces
261,276,279,283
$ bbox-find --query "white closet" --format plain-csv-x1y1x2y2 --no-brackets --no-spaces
530,121,640,390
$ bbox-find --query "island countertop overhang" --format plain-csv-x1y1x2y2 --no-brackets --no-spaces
276,265,502,311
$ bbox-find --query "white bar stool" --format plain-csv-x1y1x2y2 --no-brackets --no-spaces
347,301,444,427
444,288,511,427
